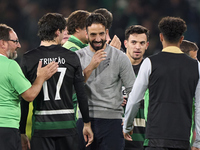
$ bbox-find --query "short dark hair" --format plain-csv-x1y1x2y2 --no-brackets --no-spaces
38,13,66,41
93,8,113,30
67,10,90,35
180,40,198,55
158,16,187,43
0,24,13,41
86,13,107,31
125,25,150,41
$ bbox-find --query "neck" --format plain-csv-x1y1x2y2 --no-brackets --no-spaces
0,49,7,57
127,54,143,65
0,53,7,57
89,45,96,52
162,40,181,49
40,41,58,46
89,44,107,53
73,33,86,44
106,33,111,42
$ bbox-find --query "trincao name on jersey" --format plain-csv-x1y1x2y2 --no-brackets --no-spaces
21,45,85,137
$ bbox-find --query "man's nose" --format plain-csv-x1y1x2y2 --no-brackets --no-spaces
95,35,101,41
135,43,141,49
17,42,21,48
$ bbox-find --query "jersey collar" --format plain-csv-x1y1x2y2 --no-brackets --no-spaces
162,46,183,54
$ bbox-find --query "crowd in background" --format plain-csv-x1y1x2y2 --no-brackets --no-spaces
1,0,200,62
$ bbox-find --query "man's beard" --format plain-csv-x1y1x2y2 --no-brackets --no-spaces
131,55,141,60
7,50,17,59
89,39,106,51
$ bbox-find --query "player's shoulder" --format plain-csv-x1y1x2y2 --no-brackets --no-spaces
76,46,88,52
108,45,128,62
7,59,20,69
75,46,89,57
6,58,17,64
24,45,74,56
23,47,41,56
106,44,125,55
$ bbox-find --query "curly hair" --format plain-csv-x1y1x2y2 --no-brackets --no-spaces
86,13,107,31
67,10,90,35
38,13,66,41
158,16,187,43
93,8,113,30
125,25,150,41
0,24,13,41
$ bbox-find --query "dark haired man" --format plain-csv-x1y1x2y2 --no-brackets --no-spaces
93,8,121,50
180,40,199,60
63,10,90,51
20,13,93,150
124,25,149,74
62,10,90,121
123,25,149,150
0,23,58,150
123,16,200,150
76,13,135,150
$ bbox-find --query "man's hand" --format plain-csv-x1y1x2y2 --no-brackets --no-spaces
123,130,133,141
21,61,58,102
37,61,58,82
121,98,127,107
21,134,30,150
83,49,107,82
89,49,107,70
83,122,94,147
109,35,121,50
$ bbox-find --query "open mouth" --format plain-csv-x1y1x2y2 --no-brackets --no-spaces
134,51,141,54
93,43,102,47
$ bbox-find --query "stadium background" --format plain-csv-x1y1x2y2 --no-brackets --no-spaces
1,0,200,61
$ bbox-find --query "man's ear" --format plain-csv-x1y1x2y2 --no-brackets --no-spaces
106,29,109,36
124,40,128,48
75,28,80,33
0,40,7,49
106,29,111,42
86,30,88,39
146,41,149,50
55,29,60,37
159,33,164,42
179,36,184,44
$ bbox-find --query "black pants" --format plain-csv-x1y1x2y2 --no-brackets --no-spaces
0,127,22,150
31,134,79,150
77,118,124,150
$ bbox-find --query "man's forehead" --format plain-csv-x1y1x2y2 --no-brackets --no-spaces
9,30,18,39
128,33,147,41
87,24,105,31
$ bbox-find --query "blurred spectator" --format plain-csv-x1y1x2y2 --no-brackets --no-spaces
1,0,200,62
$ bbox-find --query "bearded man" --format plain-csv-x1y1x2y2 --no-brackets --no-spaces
75,13,136,150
